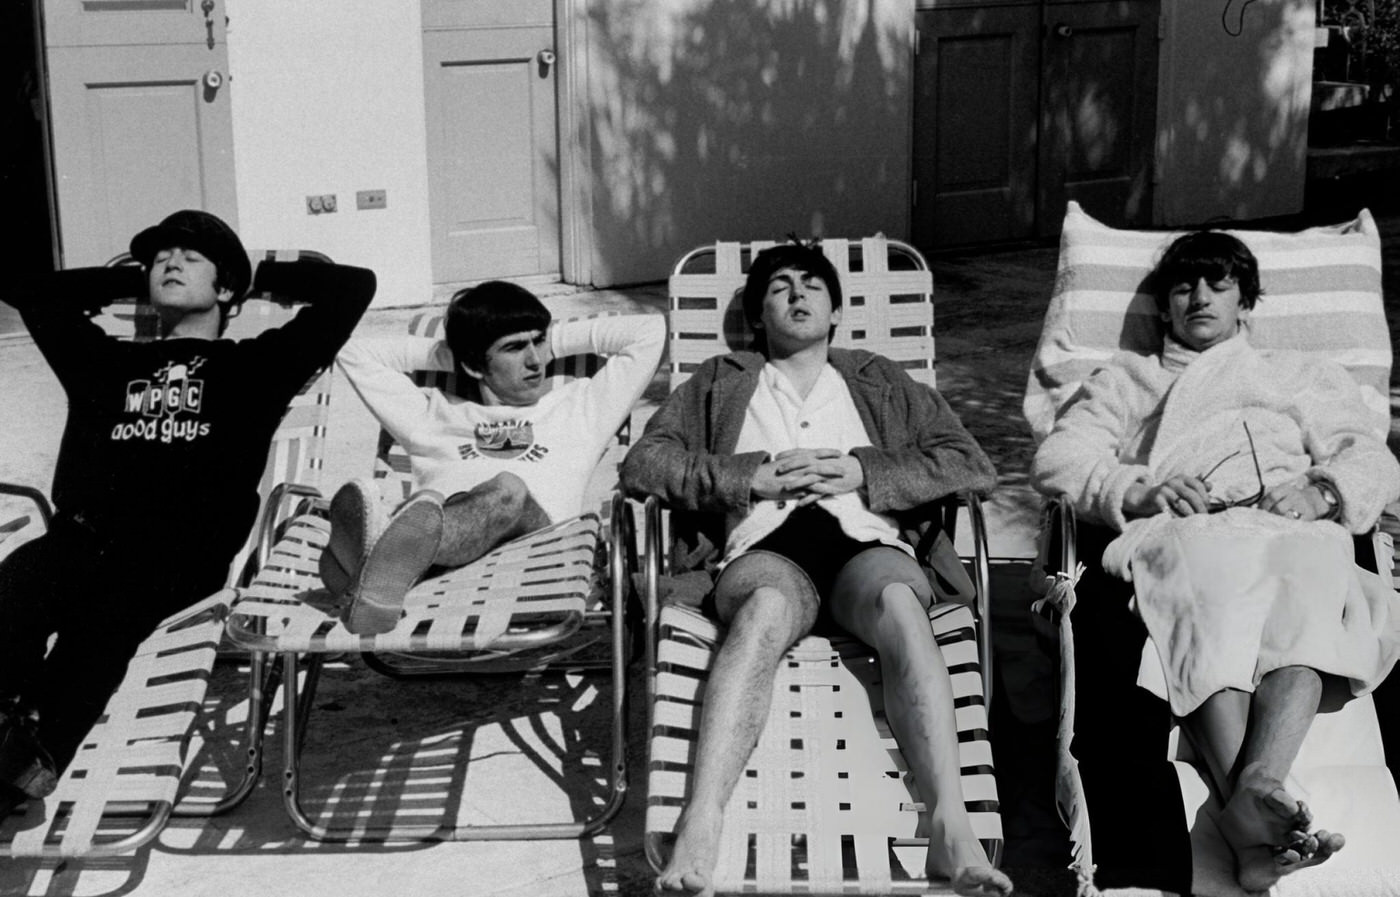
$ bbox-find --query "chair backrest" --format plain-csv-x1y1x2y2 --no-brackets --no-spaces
1023,202,1391,444
666,236,935,393
372,311,632,505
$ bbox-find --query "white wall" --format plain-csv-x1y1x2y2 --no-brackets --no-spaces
227,0,434,307
1156,0,1315,225
581,0,914,285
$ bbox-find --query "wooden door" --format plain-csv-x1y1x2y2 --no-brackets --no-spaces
913,3,1041,246
423,0,560,284
1038,0,1159,234
911,0,1158,248
44,0,237,268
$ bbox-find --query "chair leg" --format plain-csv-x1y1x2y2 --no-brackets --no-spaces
175,648,275,817
276,588,632,842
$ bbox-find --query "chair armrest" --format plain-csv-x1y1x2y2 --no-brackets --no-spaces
955,491,995,713
247,482,324,584
0,482,53,530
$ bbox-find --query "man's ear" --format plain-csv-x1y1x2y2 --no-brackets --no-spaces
460,361,485,381
831,305,843,326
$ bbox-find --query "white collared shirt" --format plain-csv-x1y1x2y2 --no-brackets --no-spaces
723,362,910,563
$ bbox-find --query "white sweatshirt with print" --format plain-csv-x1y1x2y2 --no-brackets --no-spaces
337,314,665,523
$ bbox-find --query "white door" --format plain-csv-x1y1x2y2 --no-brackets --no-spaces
423,0,561,284
44,0,237,267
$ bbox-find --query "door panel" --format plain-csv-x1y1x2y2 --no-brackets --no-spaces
914,5,1040,246
423,24,559,283
423,0,550,31
44,0,235,267
911,0,1158,249
45,0,227,48
1039,1,1158,233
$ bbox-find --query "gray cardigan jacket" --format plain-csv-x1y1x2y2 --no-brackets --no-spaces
620,348,997,592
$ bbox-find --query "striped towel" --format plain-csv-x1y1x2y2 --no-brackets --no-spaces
1022,202,1389,445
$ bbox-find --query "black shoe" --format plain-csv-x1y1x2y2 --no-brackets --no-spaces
0,714,58,799
0,781,27,819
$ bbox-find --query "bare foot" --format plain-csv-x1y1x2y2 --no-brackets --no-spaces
923,817,1013,896
655,806,722,897
1274,830,1345,873
1220,782,1344,891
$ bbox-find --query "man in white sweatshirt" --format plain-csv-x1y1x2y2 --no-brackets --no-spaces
322,280,665,634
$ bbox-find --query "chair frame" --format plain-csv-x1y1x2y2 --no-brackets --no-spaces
637,235,1004,892
222,312,646,843
0,250,339,858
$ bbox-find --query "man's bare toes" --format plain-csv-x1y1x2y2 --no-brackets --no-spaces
951,866,1014,897
654,869,711,897
1276,830,1318,863
1315,830,1345,858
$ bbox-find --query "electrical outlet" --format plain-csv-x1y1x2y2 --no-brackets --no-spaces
356,189,387,210
306,194,337,214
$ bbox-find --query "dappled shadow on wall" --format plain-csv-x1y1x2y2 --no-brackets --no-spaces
588,0,908,262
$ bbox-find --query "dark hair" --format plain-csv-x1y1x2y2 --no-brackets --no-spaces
1150,230,1262,313
443,280,551,372
741,242,844,345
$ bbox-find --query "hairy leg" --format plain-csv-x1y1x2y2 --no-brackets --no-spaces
828,552,1011,897
1196,667,1341,891
657,583,816,897
435,472,550,568
1182,688,1251,796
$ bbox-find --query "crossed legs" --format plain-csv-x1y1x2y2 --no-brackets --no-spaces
1183,666,1345,890
321,472,550,633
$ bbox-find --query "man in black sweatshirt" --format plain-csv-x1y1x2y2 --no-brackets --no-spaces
0,210,376,813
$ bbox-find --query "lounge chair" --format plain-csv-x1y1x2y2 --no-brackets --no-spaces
223,310,653,842
641,236,1004,894
1026,202,1400,896
0,250,337,858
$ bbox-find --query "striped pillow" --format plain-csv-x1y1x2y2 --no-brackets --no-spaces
1023,201,1389,443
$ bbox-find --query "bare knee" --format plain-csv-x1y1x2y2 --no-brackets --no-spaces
468,472,531,508
725,586,814,648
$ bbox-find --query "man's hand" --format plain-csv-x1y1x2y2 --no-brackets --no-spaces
1258,481,1329,522
751,457,824,503
771,448,865,507
1123,474,1211,518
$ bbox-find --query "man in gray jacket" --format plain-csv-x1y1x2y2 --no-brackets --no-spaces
620,242,1010,897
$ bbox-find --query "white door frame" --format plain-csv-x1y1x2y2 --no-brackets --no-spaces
556,0,593,286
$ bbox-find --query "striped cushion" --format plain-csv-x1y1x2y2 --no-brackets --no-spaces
1023,201,1389,443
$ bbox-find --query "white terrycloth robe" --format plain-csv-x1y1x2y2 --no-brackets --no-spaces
1034,333,1400,716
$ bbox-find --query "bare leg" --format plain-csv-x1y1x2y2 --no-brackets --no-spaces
435,472,550,567
656,585,817,897
1187,666,1342,891
828,553,1011,897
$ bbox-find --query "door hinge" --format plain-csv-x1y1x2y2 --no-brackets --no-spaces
912,179,919,207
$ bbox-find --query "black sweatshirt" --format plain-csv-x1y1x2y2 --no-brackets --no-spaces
9,261,376,562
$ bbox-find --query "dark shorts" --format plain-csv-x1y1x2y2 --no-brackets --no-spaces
710,506,930,631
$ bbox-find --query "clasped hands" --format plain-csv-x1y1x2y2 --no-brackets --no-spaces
750,448,864,507
1124,475,1330,521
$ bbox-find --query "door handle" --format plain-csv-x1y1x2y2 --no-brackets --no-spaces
537,49,556,75
1052,23,1074,38
202,69,224,100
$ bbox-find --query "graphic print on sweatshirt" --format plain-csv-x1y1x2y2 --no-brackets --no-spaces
116,355,213,444
459,419,549,462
